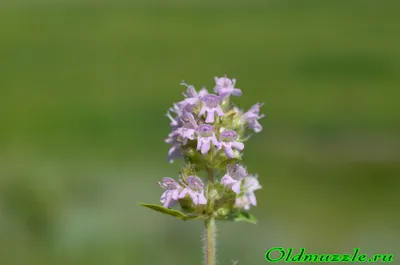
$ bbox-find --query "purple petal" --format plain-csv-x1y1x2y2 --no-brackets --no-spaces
218,91,230,99
228,164,248,180
232,141,244,151
205,110,215,123
189,191,199,205
198,105,206,117
167,145,181,163
166,111,178,127
186,176,205,190
249,120,263,133
182,128,195,140
211,134,219,147
198,193,207,205
196,138,202,150
215,106,224,116
163,192,173,208
224,145,235,158
186,97,199,104
178,188,188,199
171,189,179,200
199,88,209,97
220,175,236,186
232,182,241,194
185,85,198,98
244,176,262,192
231,88,242,96
185,112,198,128
201,139,211,154
248,192,257,206
160,190,167,203
213,85,219,94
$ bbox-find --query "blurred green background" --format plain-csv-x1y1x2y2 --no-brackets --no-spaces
1,0,399,264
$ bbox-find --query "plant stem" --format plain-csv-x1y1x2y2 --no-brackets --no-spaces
204,217,216,265
204,168,216,265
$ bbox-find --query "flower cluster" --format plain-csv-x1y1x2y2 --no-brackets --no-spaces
159,76,264,218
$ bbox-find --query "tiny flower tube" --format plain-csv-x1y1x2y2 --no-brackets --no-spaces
158,177,181,208
167,143,181,163
179,81,208,110
196,124,219,154
241,103,265,133
213,76,242,98
220,164,248,194
167,112,198,146
179,112,198,144
234,175,261,210
179,176,207,205
198,94,224,123
218,130,244,158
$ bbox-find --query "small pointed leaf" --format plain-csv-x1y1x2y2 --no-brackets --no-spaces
140,203,201,221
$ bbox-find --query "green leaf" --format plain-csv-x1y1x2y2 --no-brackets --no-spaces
140,203,201,221
229,211,257,224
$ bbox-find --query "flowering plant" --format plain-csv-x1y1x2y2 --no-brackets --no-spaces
141,76,264,265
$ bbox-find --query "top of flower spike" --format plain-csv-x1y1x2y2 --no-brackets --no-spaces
165,76,264,163
214,75,242,98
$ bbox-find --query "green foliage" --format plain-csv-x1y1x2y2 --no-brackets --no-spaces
178,196,197,213
228,211,258,224
140,203,202,221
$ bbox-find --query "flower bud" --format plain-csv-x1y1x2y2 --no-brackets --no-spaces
216,207,229,217
178,196,196,213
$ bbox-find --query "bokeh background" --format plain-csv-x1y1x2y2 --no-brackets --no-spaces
1,0,399,264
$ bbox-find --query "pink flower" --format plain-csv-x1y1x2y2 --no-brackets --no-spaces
199,94,224,123
179,112,199,144
217,130,244,158
166,143,181,163
213,76,242,98
179,81,208,111
167,112,199,146
234,176,261,210
241,103,265,133
196,124,219,154
158,177,181,208
220,164,248,194
179,176,207,205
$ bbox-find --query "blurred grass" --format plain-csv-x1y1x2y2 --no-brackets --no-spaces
0,1,400,265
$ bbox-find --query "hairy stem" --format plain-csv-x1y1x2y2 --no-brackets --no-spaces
204,218,216,265
204,168,216,265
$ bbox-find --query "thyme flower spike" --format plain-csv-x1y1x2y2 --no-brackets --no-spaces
141,75,265,265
